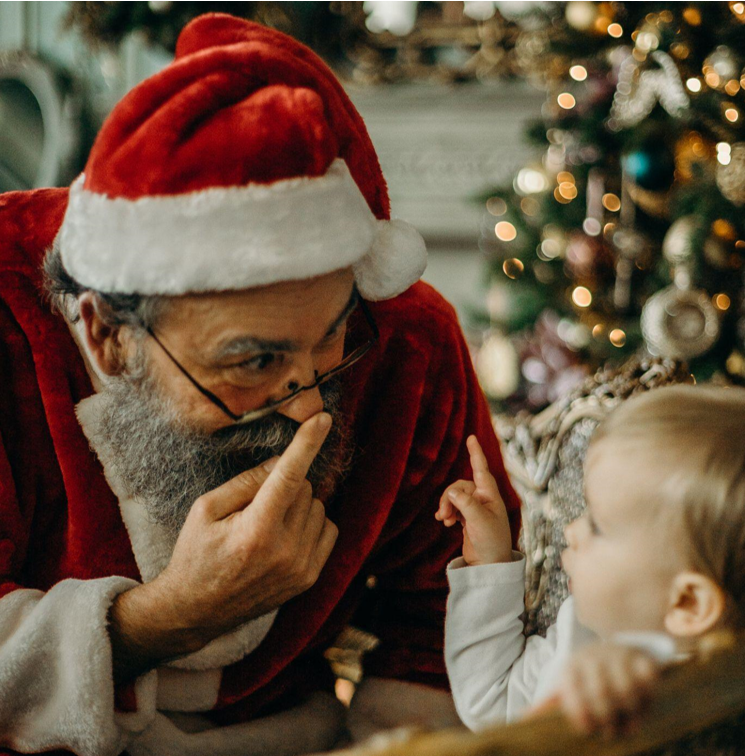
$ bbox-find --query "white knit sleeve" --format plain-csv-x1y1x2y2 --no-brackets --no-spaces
0,576,158,756
445,554,563,729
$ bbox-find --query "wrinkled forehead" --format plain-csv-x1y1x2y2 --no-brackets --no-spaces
156,267,357,352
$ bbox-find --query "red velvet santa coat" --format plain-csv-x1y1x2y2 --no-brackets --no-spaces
0,187,521,755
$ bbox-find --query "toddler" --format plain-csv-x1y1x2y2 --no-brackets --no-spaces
438,385,745,737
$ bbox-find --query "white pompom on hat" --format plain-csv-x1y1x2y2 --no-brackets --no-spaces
58,13,426,300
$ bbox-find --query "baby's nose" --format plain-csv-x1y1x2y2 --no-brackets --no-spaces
564,520,578,547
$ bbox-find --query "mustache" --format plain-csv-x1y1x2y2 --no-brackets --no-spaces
93,366,352,540
207,378,342,452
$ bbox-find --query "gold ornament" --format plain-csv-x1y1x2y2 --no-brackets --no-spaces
675,131,716,181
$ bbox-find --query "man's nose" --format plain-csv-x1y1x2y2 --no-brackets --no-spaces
278,384,325,424
277,361,325,424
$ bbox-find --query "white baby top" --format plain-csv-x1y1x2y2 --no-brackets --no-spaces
445,553,678,731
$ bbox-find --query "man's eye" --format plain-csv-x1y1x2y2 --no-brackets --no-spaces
239,353,278,372
322,327,345,346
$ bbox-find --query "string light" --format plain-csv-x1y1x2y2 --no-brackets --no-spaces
683,7,702,25
520,197,540,216
495,221,517,241
557,93,576,109
607,23,623,38
572,286,592,307
554,187,572,204
515,168,549,194
558,182,578,200
712,219,737,240
538,239,562,260
725,79,741,95
557,171,575,184
486,197,507,216
705,71,721,88
686,77,702,92
569,65,588,81
725,107,740,122
502,258,524,279
609,329,627,347
602,193,621,211
582,218,602,236
713,293,731,311
592,323,605,338
717,142,732,165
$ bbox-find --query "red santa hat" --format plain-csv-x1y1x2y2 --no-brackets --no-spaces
58,13,426,300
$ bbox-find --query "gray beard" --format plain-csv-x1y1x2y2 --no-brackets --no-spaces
93,366,353,539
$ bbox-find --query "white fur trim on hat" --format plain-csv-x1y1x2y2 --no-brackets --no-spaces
59,159,426,299
353,218,427,301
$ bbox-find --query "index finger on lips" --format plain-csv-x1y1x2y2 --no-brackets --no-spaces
247,412,332,521
467,435,500,501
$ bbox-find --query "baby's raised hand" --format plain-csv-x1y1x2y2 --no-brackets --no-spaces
556,643,660,738
435,435,513,565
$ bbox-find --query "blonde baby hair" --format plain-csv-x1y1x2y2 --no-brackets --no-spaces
588,384,745,628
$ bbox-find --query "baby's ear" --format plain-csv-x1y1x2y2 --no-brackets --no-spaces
664,571,726,638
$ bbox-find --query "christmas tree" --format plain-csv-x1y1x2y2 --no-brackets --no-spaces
475,1,745,412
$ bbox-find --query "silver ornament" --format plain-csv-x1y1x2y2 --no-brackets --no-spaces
641,286,720,360
662,216,697,266
663,216,732,270
611,51,689,128
717,142,745,206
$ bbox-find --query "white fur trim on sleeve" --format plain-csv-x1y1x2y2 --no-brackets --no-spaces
76,393,279,677
0,577,157,756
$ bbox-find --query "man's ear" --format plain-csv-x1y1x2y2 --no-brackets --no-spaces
78,292,126,377
664,571,727,638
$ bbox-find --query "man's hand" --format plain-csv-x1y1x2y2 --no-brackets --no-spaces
158,411,339,640
109,412,339,683
435,435,513,565
546,643,661,738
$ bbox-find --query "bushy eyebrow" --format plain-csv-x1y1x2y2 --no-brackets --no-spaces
214,287,359,360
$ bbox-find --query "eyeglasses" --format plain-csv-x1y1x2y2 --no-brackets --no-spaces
146,296,379,424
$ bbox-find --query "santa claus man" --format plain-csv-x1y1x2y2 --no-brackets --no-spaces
0,13,520,756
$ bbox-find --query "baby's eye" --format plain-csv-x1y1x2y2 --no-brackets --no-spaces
588,514,601,535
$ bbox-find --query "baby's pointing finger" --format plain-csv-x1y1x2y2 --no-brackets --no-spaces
466,436,500,500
